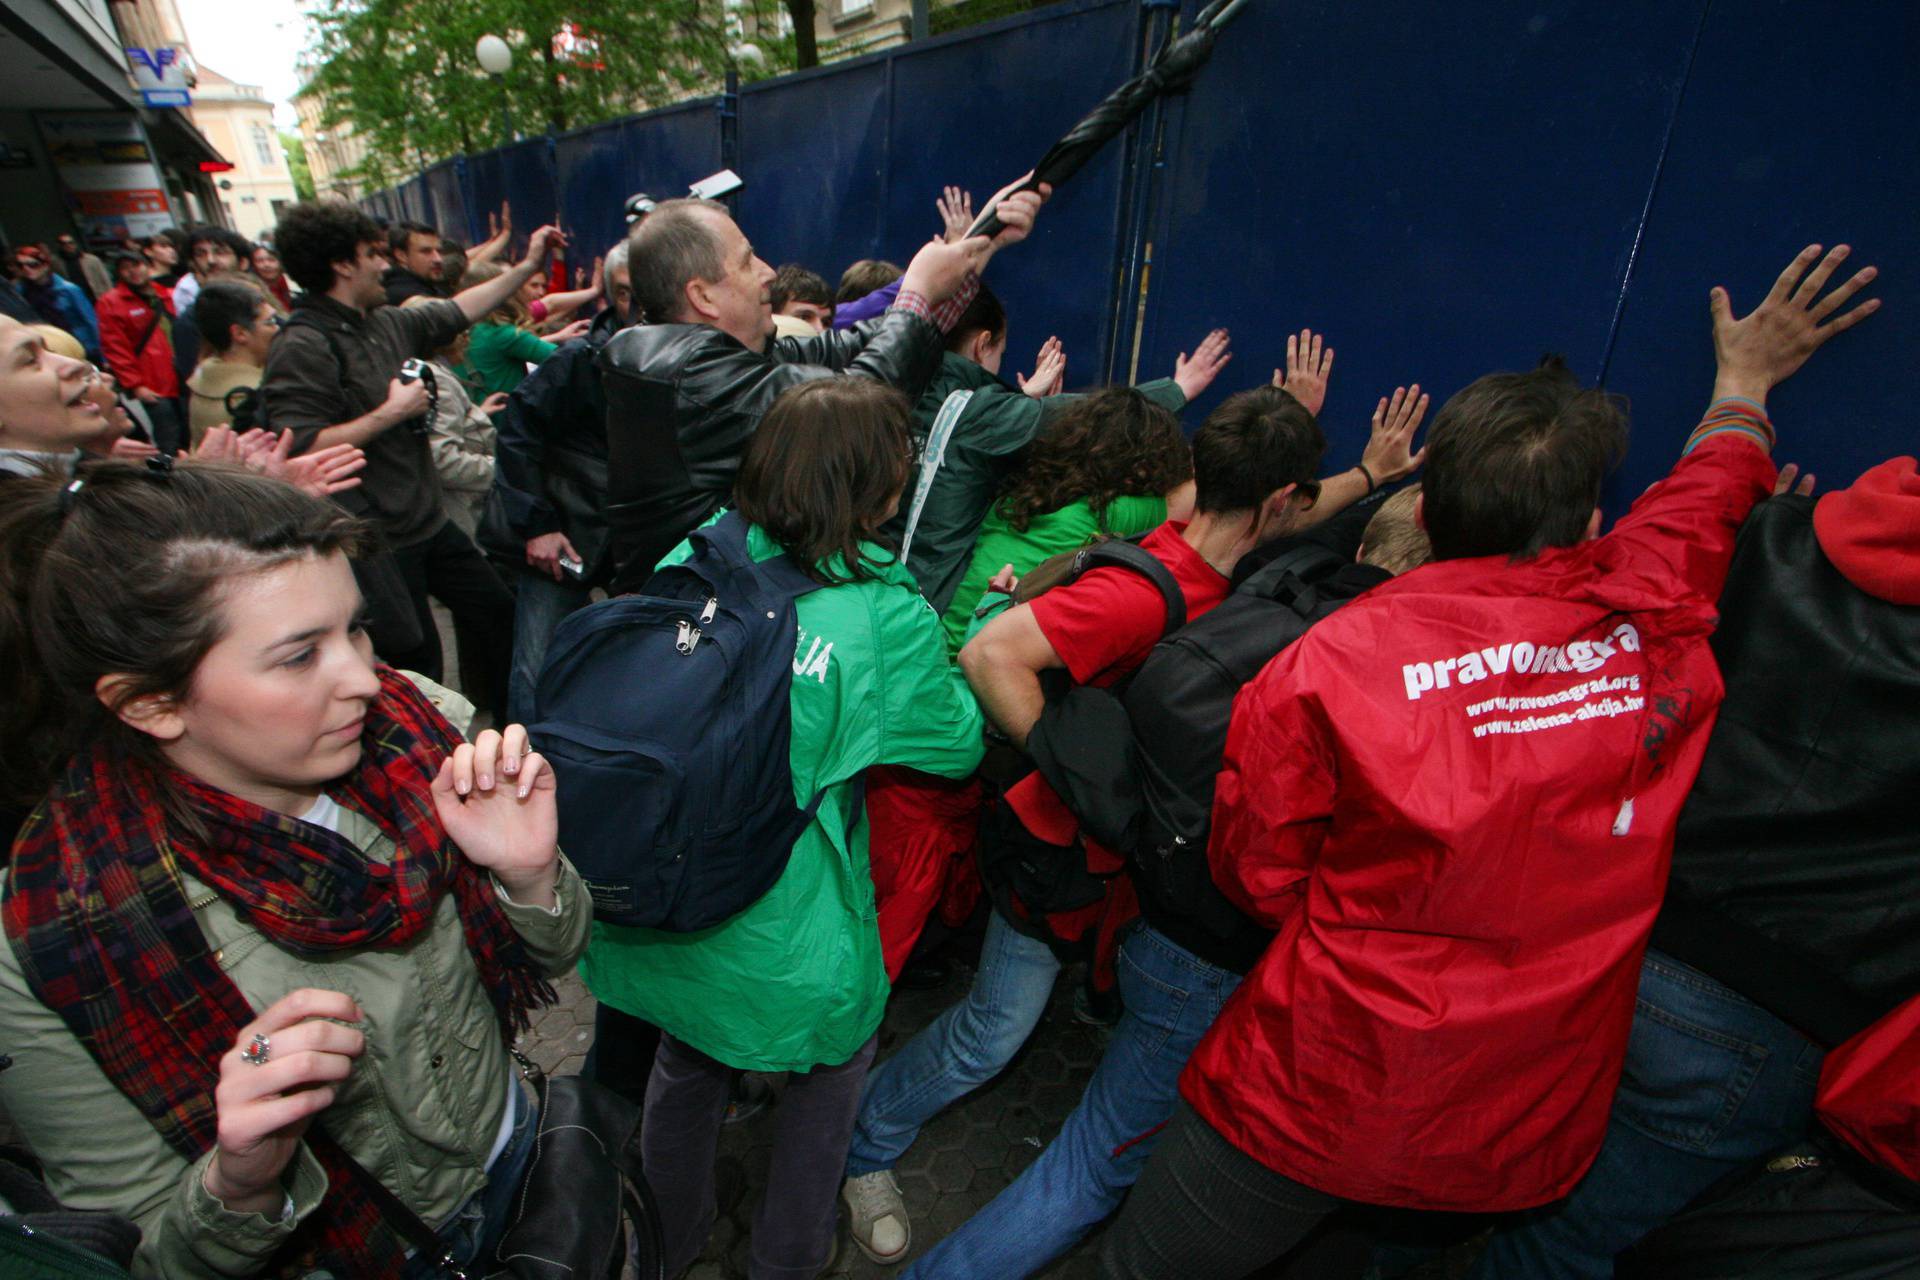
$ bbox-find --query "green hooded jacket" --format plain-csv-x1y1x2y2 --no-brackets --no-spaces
887,353,1186,615
580,519,985,1071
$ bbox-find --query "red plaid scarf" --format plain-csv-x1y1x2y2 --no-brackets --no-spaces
3,667,556,1277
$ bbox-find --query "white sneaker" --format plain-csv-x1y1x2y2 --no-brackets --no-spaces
842,1169,911,1264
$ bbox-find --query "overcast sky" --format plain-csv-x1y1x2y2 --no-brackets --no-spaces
177,0,311,129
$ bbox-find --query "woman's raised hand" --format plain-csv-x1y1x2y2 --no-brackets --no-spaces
432,724,560,908
205,988,365,1216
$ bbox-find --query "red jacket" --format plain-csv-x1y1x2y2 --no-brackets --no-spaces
95,282,178,398
1184,424,1775,1212
1817,990,1920,1184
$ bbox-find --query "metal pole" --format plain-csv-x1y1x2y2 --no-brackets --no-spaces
721,63,739,199
493,74,514,145
911,0,929,41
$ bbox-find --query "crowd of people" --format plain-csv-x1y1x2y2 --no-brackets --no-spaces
0,170,1912,1280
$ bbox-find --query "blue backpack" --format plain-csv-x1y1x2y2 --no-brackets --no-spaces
529,512,827,930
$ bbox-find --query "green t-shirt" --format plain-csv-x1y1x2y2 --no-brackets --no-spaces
938,492,1168,654
464,320,557,399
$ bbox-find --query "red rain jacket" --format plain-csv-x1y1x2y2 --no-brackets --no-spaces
95,281,178,398
1184,431,1775,1212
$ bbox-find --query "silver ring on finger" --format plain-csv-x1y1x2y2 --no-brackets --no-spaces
240,1033,271,1067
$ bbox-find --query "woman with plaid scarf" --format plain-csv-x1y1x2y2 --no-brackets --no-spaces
0,460,590,1278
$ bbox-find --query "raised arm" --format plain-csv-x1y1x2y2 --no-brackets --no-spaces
534,257,603,327
467,202,513,267
455,225,567,326
1300,382,1429,527
1703,242,1879,420
1613,241,1879,597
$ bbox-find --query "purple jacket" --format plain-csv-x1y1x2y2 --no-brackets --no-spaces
832,279,902,330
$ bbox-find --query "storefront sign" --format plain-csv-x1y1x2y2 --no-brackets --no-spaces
36,113,174,242
127,46,193,108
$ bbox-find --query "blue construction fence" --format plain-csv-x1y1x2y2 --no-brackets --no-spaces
364,0,1918,514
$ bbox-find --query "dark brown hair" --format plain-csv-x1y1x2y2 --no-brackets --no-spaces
947,283,1005,355
771,263,832,314
273,199,383,294
1191,386,1326,515
1421,356,1629,561
734,379,912,586
0,461,363,817
994,387,1192,533
835,258,902,305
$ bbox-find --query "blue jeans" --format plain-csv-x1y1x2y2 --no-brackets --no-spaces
846,909,1060,1176
508,570,592,723
905,923,1242,1279
401,1076,538,1277
1467,948,1824,1280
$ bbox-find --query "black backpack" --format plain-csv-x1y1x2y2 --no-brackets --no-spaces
1019,543,1383,967
975,535,1186,940
1121,544,1359,962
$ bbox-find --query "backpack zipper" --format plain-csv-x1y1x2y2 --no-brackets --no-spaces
676,596,720,655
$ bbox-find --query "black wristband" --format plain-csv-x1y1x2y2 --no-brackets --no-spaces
1355,462,1377,494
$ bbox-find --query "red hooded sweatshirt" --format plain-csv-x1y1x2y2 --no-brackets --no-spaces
1184,411,1775,1213
1810,454,1920,1183
1813,455,1920,605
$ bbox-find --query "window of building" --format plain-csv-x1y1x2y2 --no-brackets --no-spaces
251,124,276,168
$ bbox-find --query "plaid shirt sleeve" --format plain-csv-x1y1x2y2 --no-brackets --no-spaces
891,272,981,335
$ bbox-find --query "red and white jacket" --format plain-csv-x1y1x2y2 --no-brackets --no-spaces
1184,416,1776,1212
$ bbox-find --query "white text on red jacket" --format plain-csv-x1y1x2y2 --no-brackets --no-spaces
1401,621,1641,701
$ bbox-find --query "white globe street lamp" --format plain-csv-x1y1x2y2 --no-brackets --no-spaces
475,34,512,75
476,35,515,143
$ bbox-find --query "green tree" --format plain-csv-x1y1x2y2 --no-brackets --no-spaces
306,0,796,186
279,130,317,201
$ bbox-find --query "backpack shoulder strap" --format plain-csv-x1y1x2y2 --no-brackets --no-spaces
899,388,975,563
279,311,373,418
1238,542,1346,616
1075,537,1187,637
683,510,823,608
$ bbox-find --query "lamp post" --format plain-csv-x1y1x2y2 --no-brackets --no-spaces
476,34,514,145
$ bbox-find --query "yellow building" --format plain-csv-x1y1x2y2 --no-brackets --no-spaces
189,67,298,240
291,77,367,202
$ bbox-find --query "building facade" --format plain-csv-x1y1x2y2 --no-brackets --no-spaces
0,0,225,249
814,0,1044,59
290,77,366,202
189,67,297,239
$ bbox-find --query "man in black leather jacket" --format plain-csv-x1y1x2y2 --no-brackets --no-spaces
486,238,633,721
596,179,1048,589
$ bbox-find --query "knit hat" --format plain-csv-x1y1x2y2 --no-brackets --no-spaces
1813,456,1920,606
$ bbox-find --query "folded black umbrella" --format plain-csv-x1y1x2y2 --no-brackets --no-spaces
967,0,1254,238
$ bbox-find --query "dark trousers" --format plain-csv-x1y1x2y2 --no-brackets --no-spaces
1099,1099,1341,1279
383,520,515,715
644,1031,879,1280
585,1002,662,1109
